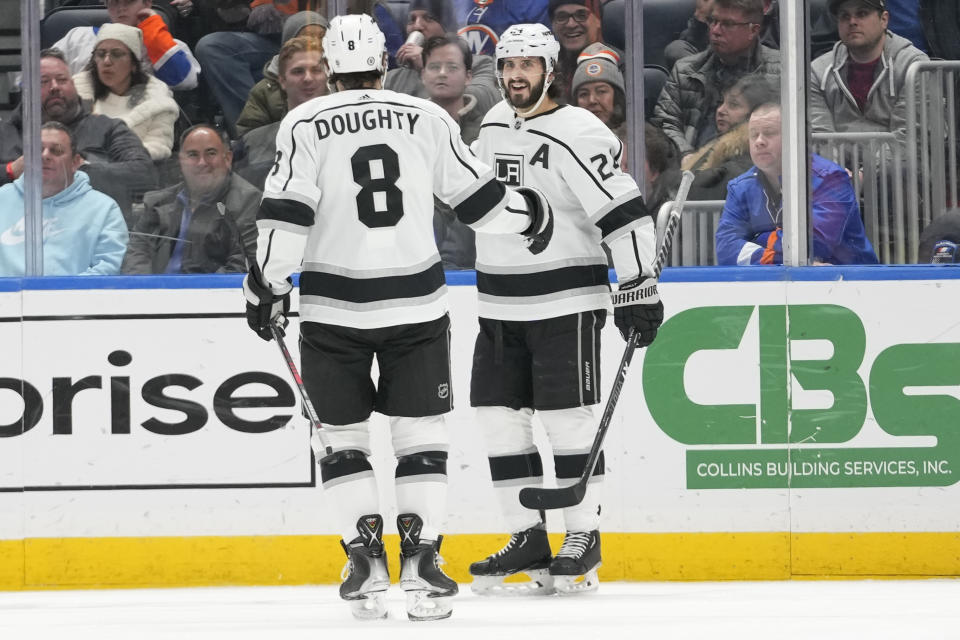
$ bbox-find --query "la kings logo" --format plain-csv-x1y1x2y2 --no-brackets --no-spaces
494,154,523,186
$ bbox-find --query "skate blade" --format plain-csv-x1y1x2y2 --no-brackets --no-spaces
348,591,388,620
470,570,556,597
405,590,453,621
552,566,600,596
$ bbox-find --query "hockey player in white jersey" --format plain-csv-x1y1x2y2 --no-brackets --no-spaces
241,14,553,621
468,24,664,596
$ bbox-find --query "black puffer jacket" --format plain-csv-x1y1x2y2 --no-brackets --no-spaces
651,43,781,155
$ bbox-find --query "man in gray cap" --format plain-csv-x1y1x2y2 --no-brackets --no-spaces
809,0,928,142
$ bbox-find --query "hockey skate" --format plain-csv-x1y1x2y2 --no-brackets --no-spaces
339,514,391,620
397,513,458,621
549,530,601,595
469,523,555,596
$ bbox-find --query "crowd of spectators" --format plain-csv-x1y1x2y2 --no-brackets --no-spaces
2,0,959,276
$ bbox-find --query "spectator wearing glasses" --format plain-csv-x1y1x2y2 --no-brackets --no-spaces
0,122,128,276
385,0,500,117
123,125,260,274
53,0,199,91
651,0,780,157
548,0,621,104
73,24,179,160
809,0,928,144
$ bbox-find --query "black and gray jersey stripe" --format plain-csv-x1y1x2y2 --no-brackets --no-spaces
300,260,446,307
476,263,611,299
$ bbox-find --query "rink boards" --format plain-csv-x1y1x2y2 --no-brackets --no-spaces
1,267,960,589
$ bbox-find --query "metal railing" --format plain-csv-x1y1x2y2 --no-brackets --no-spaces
656,200,725,266
659,60,960,267
811,131,905,264
905,60,960,264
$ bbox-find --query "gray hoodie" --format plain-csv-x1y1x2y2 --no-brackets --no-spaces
809,31,929,144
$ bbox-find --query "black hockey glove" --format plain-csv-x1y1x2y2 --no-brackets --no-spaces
611,275,664,347
242,265,291,342
516,186,554,255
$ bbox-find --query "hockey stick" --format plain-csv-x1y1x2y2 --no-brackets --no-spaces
519,170,695,511
231,211,335,457
270,319,334,456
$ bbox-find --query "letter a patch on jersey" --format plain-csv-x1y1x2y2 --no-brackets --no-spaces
494,153,523,186
529,143,550,169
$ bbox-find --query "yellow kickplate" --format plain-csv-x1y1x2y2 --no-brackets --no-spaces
2,532,958,590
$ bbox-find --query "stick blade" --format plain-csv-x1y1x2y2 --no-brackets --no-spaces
519,484,587,510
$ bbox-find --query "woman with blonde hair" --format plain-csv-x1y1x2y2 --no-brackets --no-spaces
73,23,179,160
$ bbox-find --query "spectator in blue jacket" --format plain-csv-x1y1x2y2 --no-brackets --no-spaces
715,102,879,265
0,123,128,276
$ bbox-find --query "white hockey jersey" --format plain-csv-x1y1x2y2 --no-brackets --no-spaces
256,89,535,329
472,102,657,321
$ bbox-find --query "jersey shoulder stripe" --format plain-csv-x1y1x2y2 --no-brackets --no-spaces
526,127,614,200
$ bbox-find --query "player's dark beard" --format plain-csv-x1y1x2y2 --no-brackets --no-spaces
508,76,546,110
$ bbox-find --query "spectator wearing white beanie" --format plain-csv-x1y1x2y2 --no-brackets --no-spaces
74,23,179,160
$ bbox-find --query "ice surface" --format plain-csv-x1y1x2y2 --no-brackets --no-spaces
3,580,960,639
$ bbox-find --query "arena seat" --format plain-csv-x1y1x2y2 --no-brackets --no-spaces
41,3,176,49
808,0,840,58
0,0,19,110
602,0,698,69
643,64,669,119
601,0,624,51
383,0,410,18
41,6,110,48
